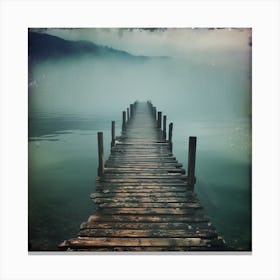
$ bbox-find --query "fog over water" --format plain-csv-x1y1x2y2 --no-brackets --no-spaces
28,29,251,251
29,44,251,118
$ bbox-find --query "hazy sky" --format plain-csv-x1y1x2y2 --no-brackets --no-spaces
39,28,251,58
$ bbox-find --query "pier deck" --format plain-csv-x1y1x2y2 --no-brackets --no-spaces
58,101,226,251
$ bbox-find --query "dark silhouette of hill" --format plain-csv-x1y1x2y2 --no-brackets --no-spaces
28,31,165,64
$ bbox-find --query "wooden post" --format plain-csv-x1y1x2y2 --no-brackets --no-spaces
148,101,153,113
157,111,162,129
134,101,138,115
130,104,133,119
163,115,167,140
168,122,173,151
97,132,104,177
122,111,126,131
111,121,115,148
127,108,130,122
153,107,157,120
187,136,197,189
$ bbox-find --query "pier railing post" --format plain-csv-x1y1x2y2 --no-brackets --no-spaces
163,115,167,140
111,121,115,148
147,101,153,116
130,104,133,119
187,136,197,189
127,108,130,122
122,111,126,131
157,111,162,129
133,101,138,116
168,122,173,151
153,107,157,120
97,132,104,177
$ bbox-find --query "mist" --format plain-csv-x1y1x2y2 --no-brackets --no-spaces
28,46,251,120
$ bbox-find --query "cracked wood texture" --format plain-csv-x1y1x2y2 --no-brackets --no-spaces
58,101,227,251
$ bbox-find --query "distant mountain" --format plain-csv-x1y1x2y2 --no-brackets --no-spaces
28,31,162,64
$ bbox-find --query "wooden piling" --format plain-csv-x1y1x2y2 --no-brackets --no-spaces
97,132,104,177
127,108,130,122
147,101,153,116
163,115,167,140
111,121,115,148
122,111,126,131
187,136,197,189
168,122,173,151
158,112,162,129
153,107,157,120
130,104,133,119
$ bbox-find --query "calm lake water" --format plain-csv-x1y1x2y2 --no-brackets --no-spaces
28,112,251,251
28,42,251,251
28,113,115,250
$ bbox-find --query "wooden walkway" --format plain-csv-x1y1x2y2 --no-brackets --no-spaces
58,101,227,251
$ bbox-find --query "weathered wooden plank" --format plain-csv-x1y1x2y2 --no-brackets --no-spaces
119,131,161,134
112,146,170,150
105,158,178,163
95,184,191,190
111,147,170,151
80,221,214,230
104,168,184,173
105,163,183,168
101,175,187,180
95,182,189,187
97,202,201,209
105,171,186,175
104,171,185,176
95,187,193,193
91,191,189,198
79,229,218,238
108,156,176,160
59,237,224,248
112,147,169,150
104,162,179,167
113,142,170,146
98,208,202,215
93,197,197,203
116,142,168,145
110,148,172,152
109,151,172,155
94,187,190,193
86,214,210,223
110,153,170,157
96,186,195,191
105,161,179,166
99,182,187,188
98,182,188,187
103,172,186,176
99,178,187,183
106,161,179,165
64,246,228,252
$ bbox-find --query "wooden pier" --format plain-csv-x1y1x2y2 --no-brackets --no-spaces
58,101,226,251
